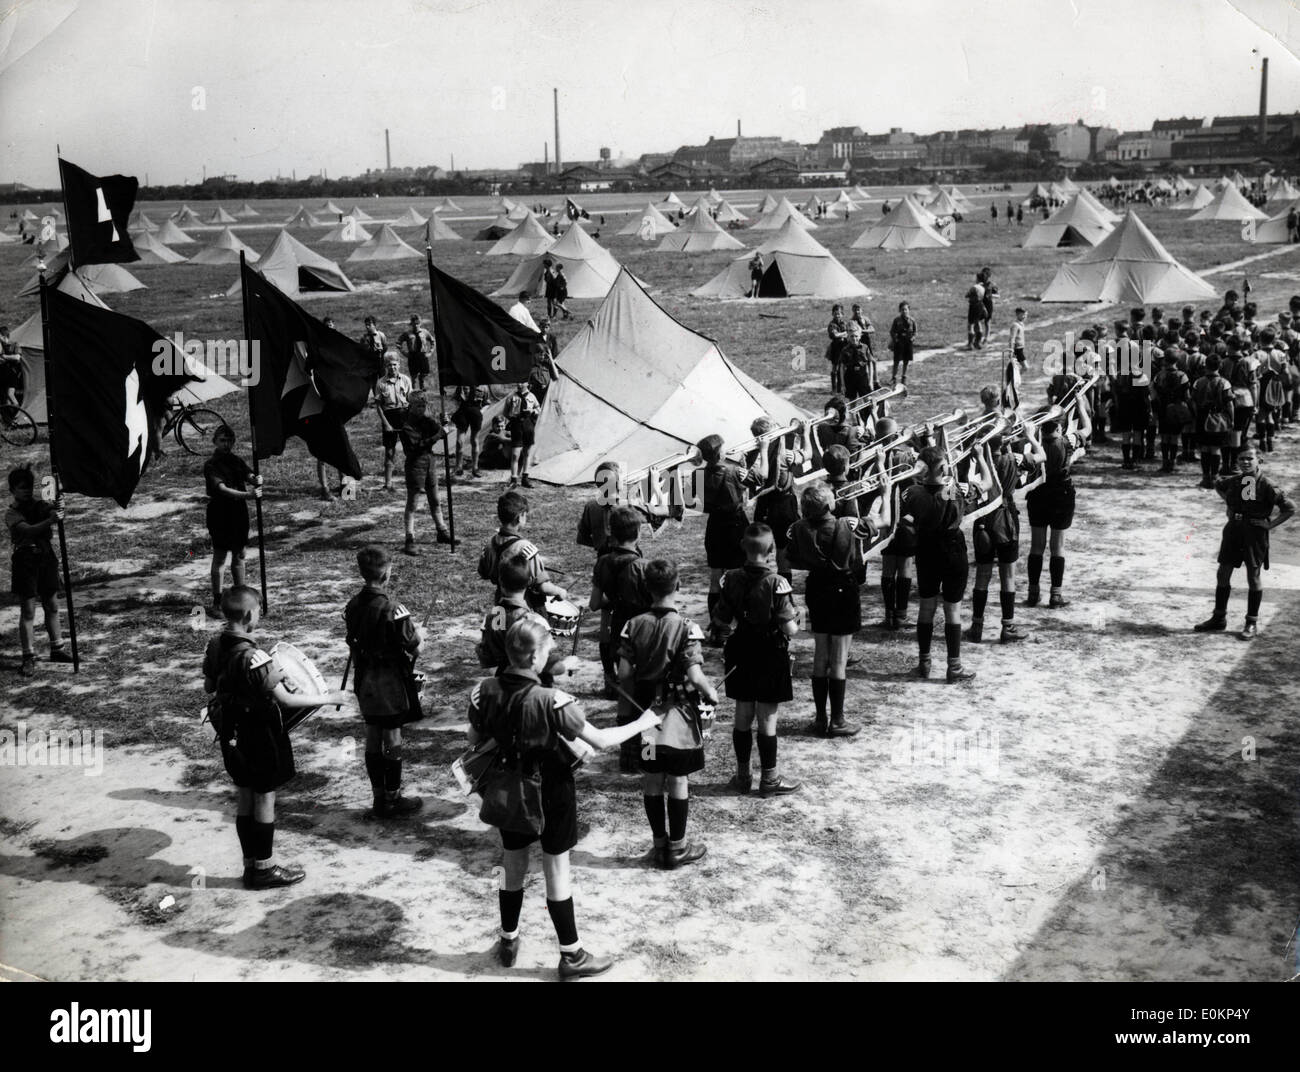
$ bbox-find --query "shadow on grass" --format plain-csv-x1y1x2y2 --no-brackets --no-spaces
0,827,243,890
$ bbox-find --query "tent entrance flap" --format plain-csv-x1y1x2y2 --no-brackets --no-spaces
759,261,788,297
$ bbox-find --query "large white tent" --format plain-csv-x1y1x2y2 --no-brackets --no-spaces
486,214,557,256
1188,184,1269,222
1172,184,1215,211
1040,211,1217,303
713,199,748,223
155,218,195,244
18,256,145,298
345,224,423,262
285,205,321,227
656,207,746,252
529,269,809,485
422,216,463,243
390,206,429,227
617,202,677,238
750,196,817,231
320,219,373,243
207,207,237,224
132,232,187,264
490,223,625,300
1249,200,1299,244
188,227,261,265
694,219,869,298
1022,194,1116,249
227,230,355,296
852,197,951,251
1075,187,1122,223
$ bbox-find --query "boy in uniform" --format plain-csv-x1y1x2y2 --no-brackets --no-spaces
576,460,622,556
203,426,260,613
889,301,917,385
504,380,541,489
203,586,348,888
478,558,575,685
967,430,1039,644
398,392,453,555
399,314,434,391
1194,445,1295,639
619,560,718,869
712,524,802,797
1025,404,1091,607
373,352,412,492
590,506,650,744
345,546,425,819
697,433,761,646
359,316,388,364
7,466,71,675
450,383,490,479
1010,307,1028,368
468,616,661,977
478,490,568,606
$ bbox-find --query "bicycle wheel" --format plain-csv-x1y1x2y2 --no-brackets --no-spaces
0,406,38,447
178,408,224,454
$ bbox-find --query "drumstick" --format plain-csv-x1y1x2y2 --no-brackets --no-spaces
570,607,584,658
337,652,352,710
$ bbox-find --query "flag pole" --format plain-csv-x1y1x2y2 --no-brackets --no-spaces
238,251,270,611
426,247,457,553
36,271,81,673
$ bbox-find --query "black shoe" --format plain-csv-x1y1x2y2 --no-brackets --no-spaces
372,794,423,819
496,936,520,967
558,949,613,979
910,659,932,679
965,620,984,644
759,774,802,797
1194,615,1227,632
48,647,74,664
403,538,420,557
20,654,36,677
1239,619,1258,641
878,614,897,630
828,718,861,737
810,716,828,737
893,615,914,630
946,664,977,684
244,863,306,890
436,530,453,545
520,476,534,489
660,841,707,870
1025,587,1040,607
1048,592,1070,609
728,772,753,794
999,623,1028,643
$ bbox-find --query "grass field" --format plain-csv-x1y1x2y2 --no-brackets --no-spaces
2,185,1300,981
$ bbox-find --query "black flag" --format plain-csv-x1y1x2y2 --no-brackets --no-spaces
59,158,139,266
428,262,539,386
46,288,197,507
241,262,378,479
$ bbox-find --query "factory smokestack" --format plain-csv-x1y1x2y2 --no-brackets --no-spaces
554,89,561,176
385,128,392,170
737,118,741,138
1259,57,1268,146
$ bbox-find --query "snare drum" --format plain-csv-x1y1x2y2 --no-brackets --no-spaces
543,598,581,638
270,641,329,732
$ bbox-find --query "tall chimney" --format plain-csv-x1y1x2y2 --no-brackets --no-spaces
554,89,561,175
385,128,392,170
544,142,549,170
737,118,741,138
1259,57,1269,145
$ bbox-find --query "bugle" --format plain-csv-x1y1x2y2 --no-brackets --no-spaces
623,444,703,487
724,419,804,462
944,409,1011,454
834,457,927,501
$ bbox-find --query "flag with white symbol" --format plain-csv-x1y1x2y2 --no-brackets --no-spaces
241,262,378,478
58,158,140,266
45,288,197,507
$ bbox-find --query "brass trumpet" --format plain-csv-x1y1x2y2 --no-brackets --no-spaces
1003,404,1064,442
845,424,914,470
834,457,927,500
944,408,1013,454
623,444,703,487
724,418,804,462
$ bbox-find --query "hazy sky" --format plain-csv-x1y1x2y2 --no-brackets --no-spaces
1,0,1298,187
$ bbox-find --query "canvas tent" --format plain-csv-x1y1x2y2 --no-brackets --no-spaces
661,192,686,210
755,193,779,215
490,223,625,300
1075,186,1122,223
391,206,429,227
1266,178,1300,203
234,202,261,218
433,198,461,213
802,194,824,216
208,207,237,224
345,224,423,263
1249,201,1299,244
226,230,354,296
1172,184,1215,211
528,269,810,485
321,201,345,215
320,219,373,243
18,257,145,298
132,231,187,264
422,216,463,243
1021,194,1115,249
345,205,376,222
1023,183,1052,205
172,204,202,224
656,207,745,252
695,219,869,298
1187,184,1269,222
852,196,951,250
750,196,817,231
851,185,871,200
617,202,677,237
486,214,556,256
714,199,748,223
155,218,195,244
128,210,158,233
924,189,964,217
189,227,260,265
938,186,977,213
475,215,525,240
1040,211,1217,303
285,205,321,227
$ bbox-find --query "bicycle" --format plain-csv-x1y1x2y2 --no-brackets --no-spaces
0,402,38,447
163,399,225,455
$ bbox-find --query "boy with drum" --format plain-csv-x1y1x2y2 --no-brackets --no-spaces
589,506,651,756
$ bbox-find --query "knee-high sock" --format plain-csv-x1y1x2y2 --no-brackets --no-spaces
895,577,912,616
235,815,254,863
643,794,667,839
881,576,897,618
732,729,753,772
917,621,934,657
666,797,690,842
828,678,846,722
547,897,580,949
1214,585,1230,617
364,751,386,797
971,588,987,620
1049,556,1065,589
1247,589,1262,619
1000,590,1016,623
945,623,962,666
382,746,403,794
498,888,524,936
1027,554,1043,588
598,641,613,679
756,733,778,773
811,676,829,718
250,820,275,864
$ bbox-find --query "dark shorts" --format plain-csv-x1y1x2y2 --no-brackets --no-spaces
916,531,969,602
381,408,406,451
1110,393,1150,433
407,352,431,378
404,454,439,496
973,521,1020,565
207,504,250,554
723,628,793,703
753,490,799,551
222,724,296,793
883,524,917,558
509,417,536,447
11,546,59,600
1218,521,1269,571
500,764,578,855
704,511,748,570
452,405,483,435
805,569,861,635
1027,481,1075,530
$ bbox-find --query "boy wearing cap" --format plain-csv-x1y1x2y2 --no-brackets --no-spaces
399,314,435,391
